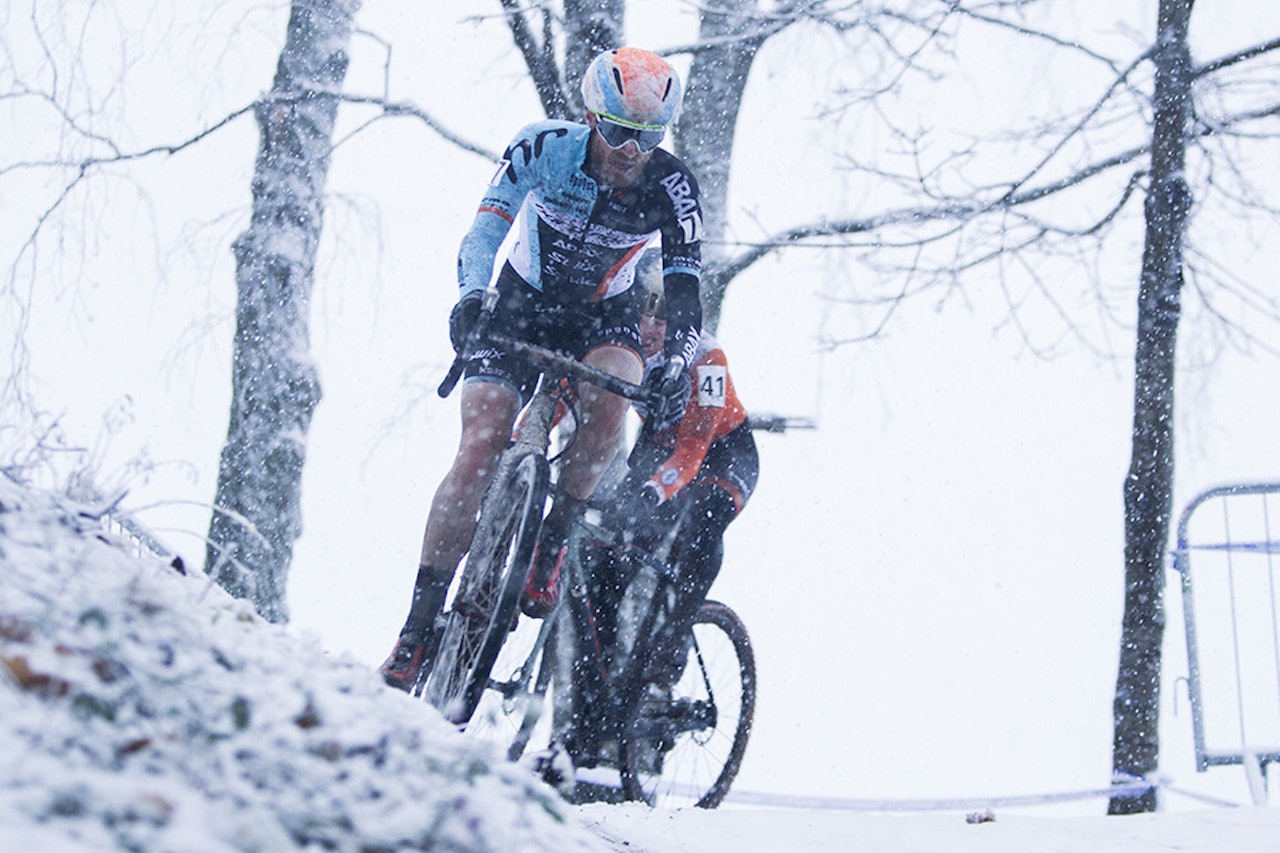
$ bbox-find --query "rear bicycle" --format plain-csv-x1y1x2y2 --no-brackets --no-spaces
620,599,756,808
423,451,550,725
468,519,621,782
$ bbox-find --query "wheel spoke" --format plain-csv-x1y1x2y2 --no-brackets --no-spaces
621,601,755,808
422,453,549,728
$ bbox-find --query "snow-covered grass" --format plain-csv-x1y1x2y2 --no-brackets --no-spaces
4,472,1280,853
0,475,604,852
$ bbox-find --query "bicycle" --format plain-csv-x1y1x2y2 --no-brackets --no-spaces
474,493,757,809
416,287,663,726
419,286,761,807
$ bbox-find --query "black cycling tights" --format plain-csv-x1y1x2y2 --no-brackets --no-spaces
643,483,738,687
585,482,737,674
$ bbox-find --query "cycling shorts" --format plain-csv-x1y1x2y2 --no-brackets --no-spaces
683,422,759,517
463,263,643,403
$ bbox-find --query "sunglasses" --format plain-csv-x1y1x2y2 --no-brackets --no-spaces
593,113,666,153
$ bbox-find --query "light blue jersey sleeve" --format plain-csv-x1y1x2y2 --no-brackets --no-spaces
455,120,584,297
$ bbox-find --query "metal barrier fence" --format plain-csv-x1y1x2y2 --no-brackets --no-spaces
1173,482,1280,804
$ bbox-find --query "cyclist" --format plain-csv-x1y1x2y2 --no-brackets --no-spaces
569,249,759,763
381,48,704,691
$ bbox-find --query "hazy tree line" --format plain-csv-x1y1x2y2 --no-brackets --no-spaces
4,0,1278,814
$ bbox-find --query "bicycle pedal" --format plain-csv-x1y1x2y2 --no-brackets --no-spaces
525,747,576,798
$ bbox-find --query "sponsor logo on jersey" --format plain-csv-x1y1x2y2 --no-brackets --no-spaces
659,172,697,217
488,159,511,187
659,171,701,243
503,126,570,183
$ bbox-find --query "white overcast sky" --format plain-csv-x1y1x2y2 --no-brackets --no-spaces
4,0,1280,813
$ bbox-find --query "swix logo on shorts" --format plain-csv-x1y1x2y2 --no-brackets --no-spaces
599,320,640,338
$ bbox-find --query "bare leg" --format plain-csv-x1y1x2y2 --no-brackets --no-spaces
419,380,522,574
556,343,644,500
520,344,644,620
380,380,523,689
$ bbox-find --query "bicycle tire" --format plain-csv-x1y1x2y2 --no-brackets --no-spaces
505,630,557,761
424,452,549,725
619,600,756,808
464,614,556,761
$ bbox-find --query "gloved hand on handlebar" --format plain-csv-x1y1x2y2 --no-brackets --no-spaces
643,359,690,433
601,482,663,538
448,292,484,354
629,484,663,525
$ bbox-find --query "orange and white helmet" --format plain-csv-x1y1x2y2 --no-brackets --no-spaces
581,47,683,128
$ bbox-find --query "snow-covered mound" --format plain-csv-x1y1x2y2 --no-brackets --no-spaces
0,476,606,852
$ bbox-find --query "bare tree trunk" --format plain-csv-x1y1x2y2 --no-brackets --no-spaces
1109,0,1194,815
562,0,624,110
676,0,767,334
205,0,360,622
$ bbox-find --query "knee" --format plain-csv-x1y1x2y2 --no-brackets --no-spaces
578,395,628,442
689,485,738,539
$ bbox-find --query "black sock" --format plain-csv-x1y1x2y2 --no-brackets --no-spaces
541,493,586,547
402,564,451,639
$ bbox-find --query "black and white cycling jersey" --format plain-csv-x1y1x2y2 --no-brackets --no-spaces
457,119,702,364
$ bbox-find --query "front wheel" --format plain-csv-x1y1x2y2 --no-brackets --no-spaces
620,600,756,808
423,452,549,725
463,614,556,761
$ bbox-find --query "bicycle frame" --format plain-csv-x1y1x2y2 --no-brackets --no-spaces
502,509,702,768
564,515,683,745
428,289,755,807
421,293,648,724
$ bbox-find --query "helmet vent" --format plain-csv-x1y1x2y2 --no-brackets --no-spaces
581,47,683,128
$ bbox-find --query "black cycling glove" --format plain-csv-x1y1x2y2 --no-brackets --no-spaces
448,293,483,354
601,482,663,537
643,361,691,433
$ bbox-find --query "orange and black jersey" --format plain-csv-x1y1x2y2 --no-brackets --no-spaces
635,332,754,510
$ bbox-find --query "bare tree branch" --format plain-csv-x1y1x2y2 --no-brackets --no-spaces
1194,34,1280,77
716,92,1273,283
335,93,500,159
498,0,572,118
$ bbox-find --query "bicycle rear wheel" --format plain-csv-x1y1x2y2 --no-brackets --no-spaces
620,600,756,808
424,452,549,725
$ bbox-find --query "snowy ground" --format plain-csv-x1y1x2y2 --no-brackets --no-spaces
582,800,1280,852
2,473,1279,852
